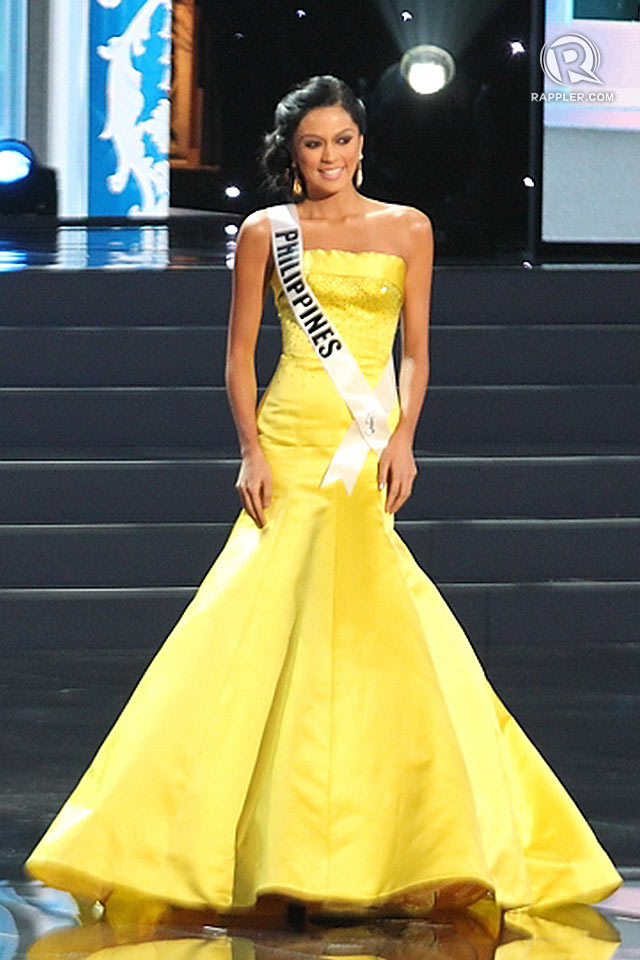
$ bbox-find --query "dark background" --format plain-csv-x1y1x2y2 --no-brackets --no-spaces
190,0,532,254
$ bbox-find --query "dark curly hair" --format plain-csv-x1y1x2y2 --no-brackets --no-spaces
258,75,367,202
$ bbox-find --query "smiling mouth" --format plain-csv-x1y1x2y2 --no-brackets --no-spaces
318,167,345,179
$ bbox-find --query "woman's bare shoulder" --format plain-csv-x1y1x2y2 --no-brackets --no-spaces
235,208,274,270
380,201,432,231
238,207,271,242
365,199,432,246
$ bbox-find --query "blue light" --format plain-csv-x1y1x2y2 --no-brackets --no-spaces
0,150,31,183
0,140,34,184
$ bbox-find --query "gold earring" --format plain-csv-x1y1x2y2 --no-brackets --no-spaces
356,154,364,188
291,164,303,197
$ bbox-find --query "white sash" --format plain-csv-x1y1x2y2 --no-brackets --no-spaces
267,203,398,494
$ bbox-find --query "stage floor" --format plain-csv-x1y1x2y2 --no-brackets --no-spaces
2,644,638,960
0,212,240,271
2,645,635,875
2,211,640,270
1,877,639,960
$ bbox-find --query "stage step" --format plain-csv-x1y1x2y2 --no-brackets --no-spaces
1,518,638,588
1,384,639,446
0,265,638,326
1,323,638,386
488,642,640,697
1,582,639,659
0,454,637,522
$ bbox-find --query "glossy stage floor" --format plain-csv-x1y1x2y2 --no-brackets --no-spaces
1,212,639,960
2,878,640,960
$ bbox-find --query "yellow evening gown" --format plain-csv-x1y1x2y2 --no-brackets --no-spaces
24,248,622,919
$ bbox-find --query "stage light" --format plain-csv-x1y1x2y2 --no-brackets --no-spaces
400,44,456,95
225,185,241,198
401,10,413,21
0,139,57,214
0,140,34,184
225,223,238,235
510,40,525,54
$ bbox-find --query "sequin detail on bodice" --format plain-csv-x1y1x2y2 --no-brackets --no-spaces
270,248,406,383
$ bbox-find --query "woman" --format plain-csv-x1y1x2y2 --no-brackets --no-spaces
25,75,622,927
231,81,430,528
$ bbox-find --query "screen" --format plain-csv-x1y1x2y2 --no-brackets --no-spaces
540,0,640,242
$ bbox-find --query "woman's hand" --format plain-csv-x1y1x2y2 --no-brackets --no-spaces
377,426,418,513
235,443,272,528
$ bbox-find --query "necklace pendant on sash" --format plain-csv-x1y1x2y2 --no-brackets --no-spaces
364,412,376,436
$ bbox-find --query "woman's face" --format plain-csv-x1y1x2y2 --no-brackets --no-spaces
293,104,363,197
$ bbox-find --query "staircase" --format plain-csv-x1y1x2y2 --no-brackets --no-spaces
0,263,638,869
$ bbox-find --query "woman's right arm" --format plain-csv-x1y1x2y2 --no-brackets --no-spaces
224,210,273,529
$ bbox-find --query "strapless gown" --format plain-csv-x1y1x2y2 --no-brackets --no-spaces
24,249,622,919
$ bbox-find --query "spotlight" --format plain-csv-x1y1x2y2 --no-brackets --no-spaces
224,223,238,235
400,44,456,95
401,10,413,21
225,185,241,198
510,40,525,54
0,140,34,183
0,139,57,214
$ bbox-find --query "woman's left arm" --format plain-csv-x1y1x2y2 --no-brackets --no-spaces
377,209,434,513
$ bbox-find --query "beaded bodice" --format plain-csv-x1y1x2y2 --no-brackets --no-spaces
270,248,406,383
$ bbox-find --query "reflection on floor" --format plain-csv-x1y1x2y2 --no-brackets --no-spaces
2,879,640,960
0,213,240,272
3,212,640,271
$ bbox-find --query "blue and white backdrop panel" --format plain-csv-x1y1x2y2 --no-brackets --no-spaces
0,0,28,140
89,0,172,217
